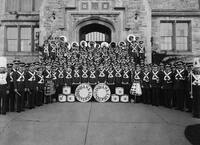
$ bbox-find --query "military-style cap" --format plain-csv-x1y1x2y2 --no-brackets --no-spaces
19,62,25,67
165,63,171,67
7,63,13,68
152,64,158,67
176,61,184,65
13,59,20,65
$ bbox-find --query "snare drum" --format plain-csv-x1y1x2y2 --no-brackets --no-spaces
58,94,67,103
115,87,124,96
111,94,120,102
120,95,129,103
63,86,71,95
67,94,75,102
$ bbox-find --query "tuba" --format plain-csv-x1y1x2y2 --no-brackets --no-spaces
65,42,71,50
80,40,88,48
59,36,67,42
101,42,109,48
127,34,136,43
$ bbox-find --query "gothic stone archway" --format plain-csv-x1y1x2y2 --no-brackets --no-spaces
79,23,111,44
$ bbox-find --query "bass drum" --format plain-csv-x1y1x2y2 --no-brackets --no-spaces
93,83,111,103
75,83,93,103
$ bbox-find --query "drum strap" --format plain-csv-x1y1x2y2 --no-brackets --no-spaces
123,70,129,78
134,71,141,80
17,71,25,82
38,75,44,84
139,45,145,53
191,72,200,85
58,70,64,78
82,70,88,78
163,71,171,81
52,72,57,80
131,43,138,52
74,70,80,77
66,70,72,78
90,71,96,78
10,72,14,82
46,70,51,78
143,72,149,82
175,69,184,80
99,70,105,77
152,71,159,80
28,71,36,81
108,70,114,78
115,69,122,77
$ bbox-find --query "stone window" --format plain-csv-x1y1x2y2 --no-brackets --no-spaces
6,26,39,53
160,22,173,51
91,2,99,10
102,2,109,10
160,21,191,52
6,0,43,12
81,2,89,10
6,27,18,52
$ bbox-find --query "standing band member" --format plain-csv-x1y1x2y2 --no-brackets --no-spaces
141,65,151,104
122,64,131,96
72,65,81,93
26,63,36,108
0,62,9,115
7,63,14,112
13,63,26,112
162,64,174,108
131,64,142,103
174,61,188,111
81,64,88,84
150,64,162,106
36,66,45,106
107,65,115,94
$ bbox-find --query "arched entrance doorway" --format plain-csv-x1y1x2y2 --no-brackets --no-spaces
79,23,111,44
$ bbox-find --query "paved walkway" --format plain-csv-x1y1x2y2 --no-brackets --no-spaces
0,103,199,145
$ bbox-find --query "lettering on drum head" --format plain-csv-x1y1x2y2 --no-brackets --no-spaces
75,83,93,102
93,83,111,103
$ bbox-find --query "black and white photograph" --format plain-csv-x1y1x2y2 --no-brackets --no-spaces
0,0,200,145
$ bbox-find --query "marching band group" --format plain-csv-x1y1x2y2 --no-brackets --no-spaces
0,35,199,119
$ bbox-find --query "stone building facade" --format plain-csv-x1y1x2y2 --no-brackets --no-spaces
0,0,200,63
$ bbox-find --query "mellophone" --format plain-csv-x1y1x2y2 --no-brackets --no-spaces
58,83,142,103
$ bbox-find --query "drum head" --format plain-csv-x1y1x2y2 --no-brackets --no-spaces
93,83,111,103
75,83,93,102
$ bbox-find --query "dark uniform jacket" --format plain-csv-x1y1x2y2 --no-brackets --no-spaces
174,69,188,90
